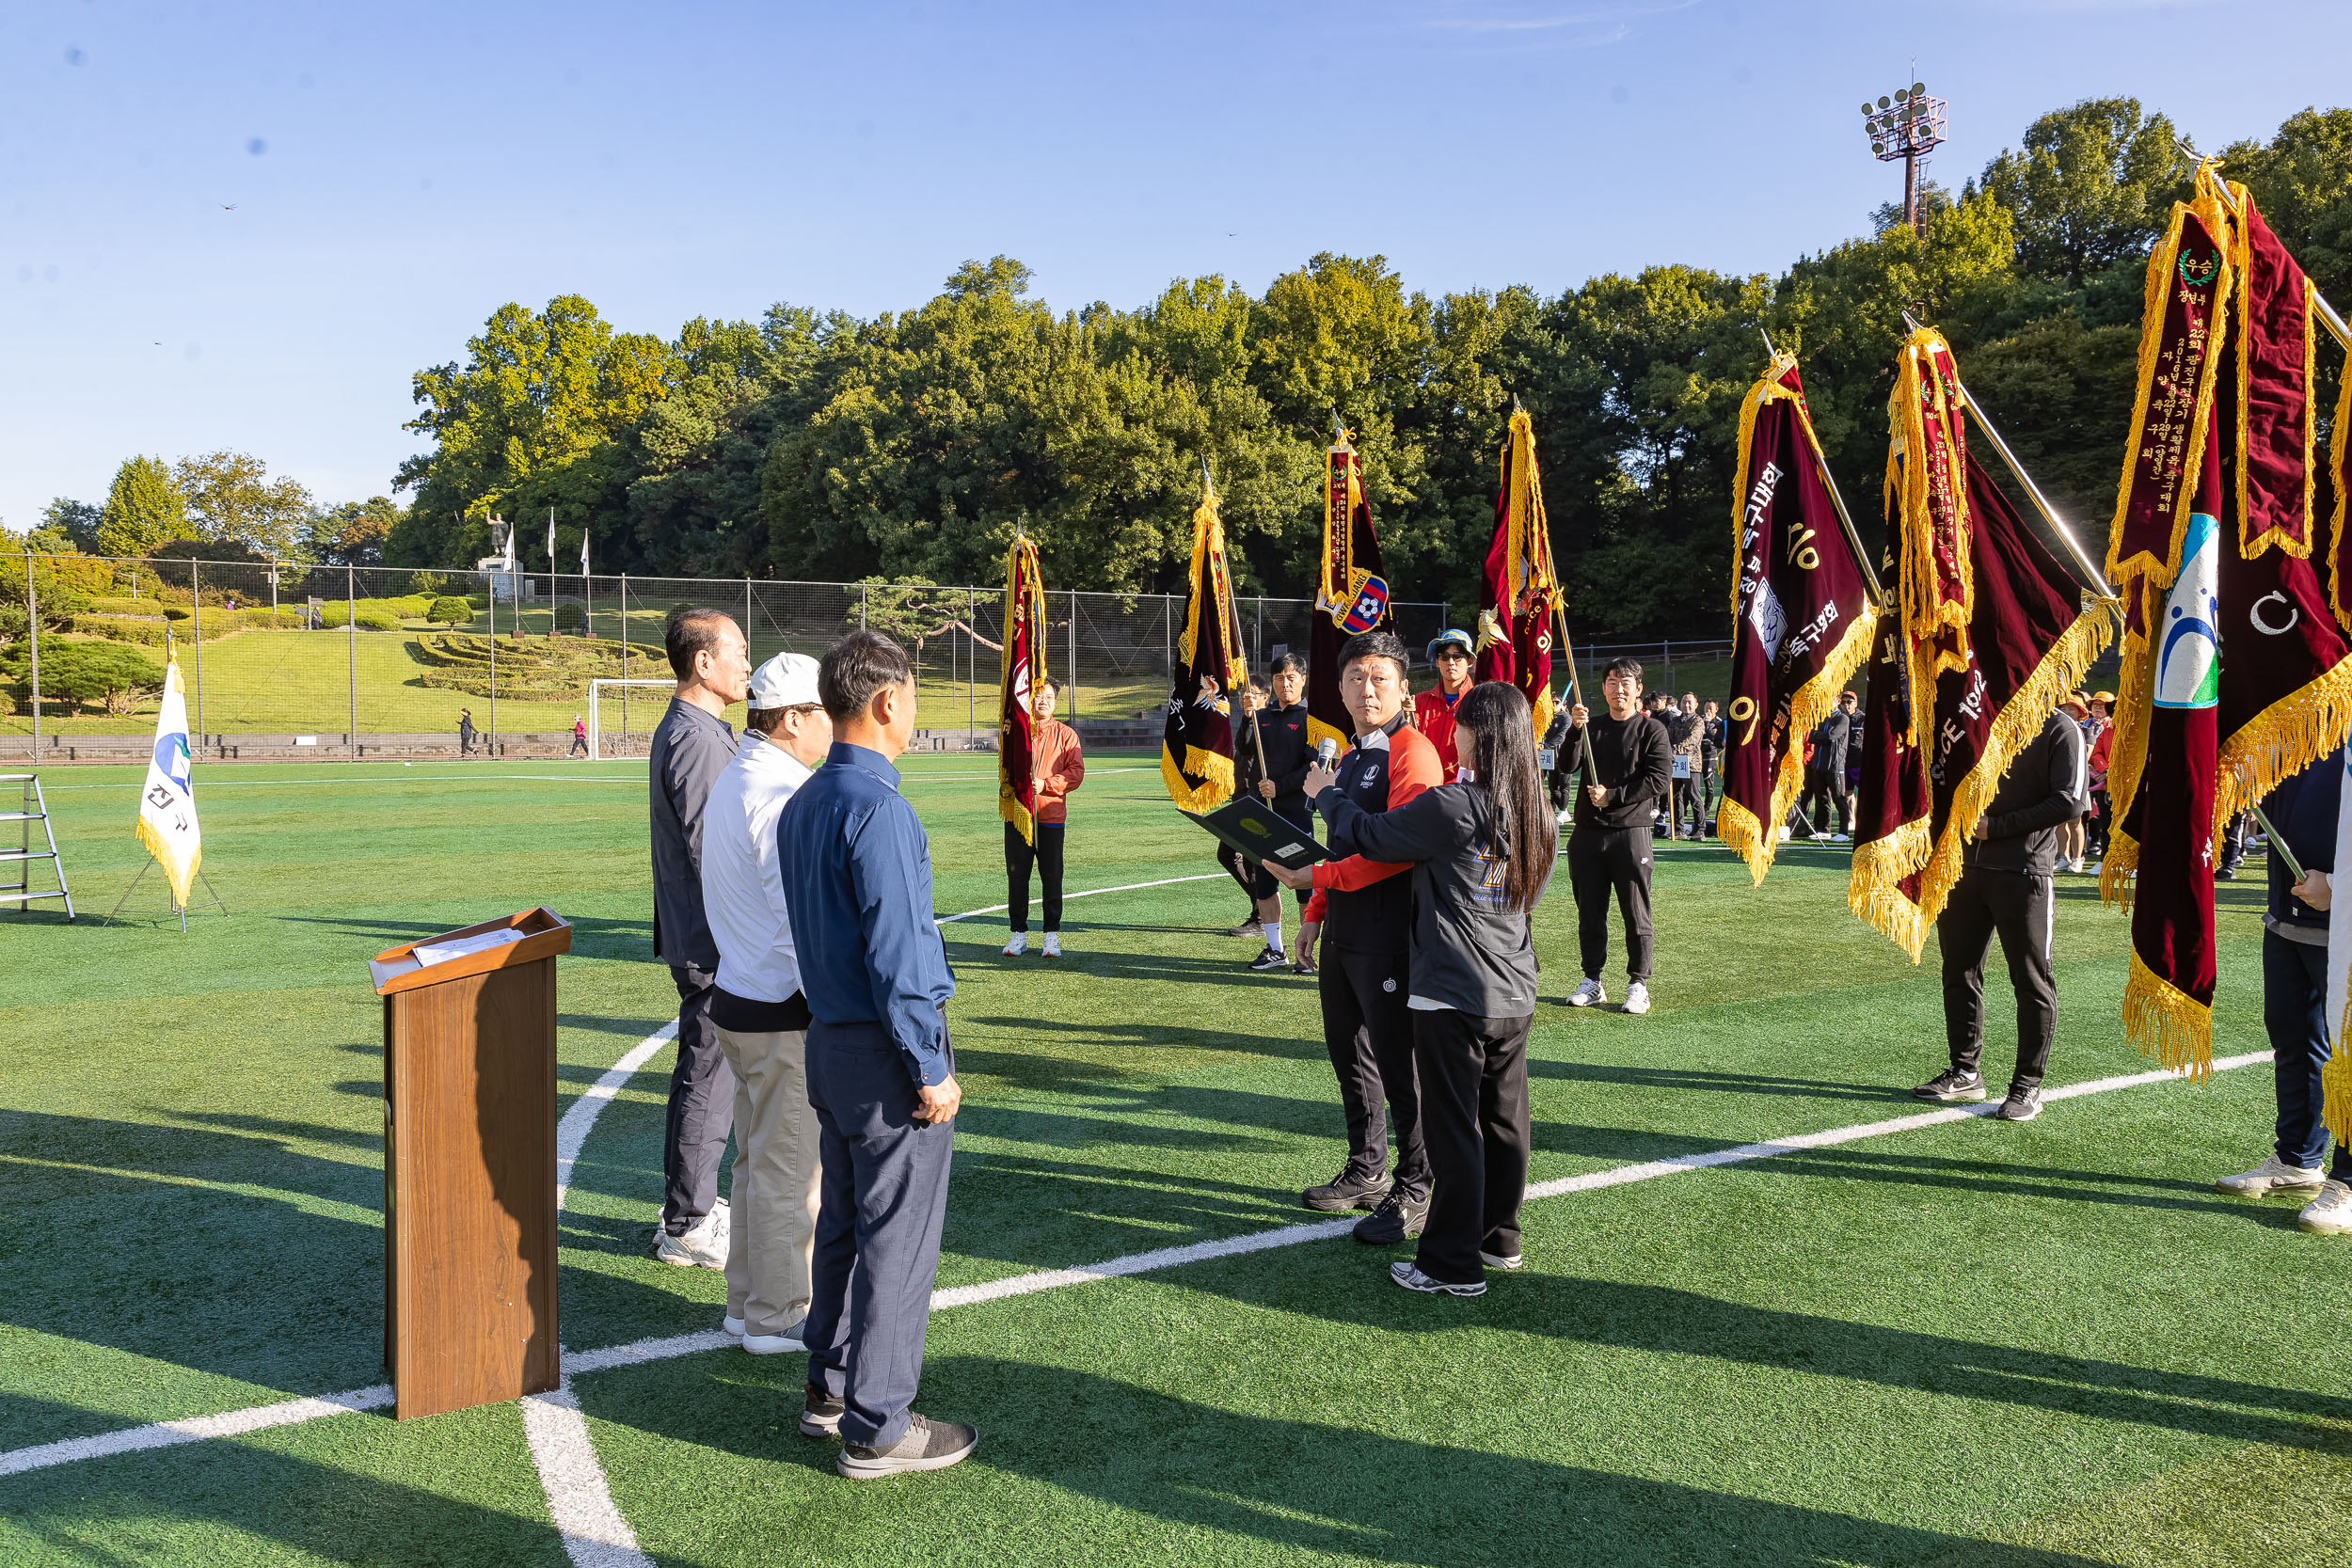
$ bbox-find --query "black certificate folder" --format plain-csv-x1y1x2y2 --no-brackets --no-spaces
1184,798,1332,868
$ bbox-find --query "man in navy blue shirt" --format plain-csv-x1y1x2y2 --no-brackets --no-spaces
777,630,975,1480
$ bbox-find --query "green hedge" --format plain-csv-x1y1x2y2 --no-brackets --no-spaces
427,596,473,626
316,602,402,631
74,608,308,645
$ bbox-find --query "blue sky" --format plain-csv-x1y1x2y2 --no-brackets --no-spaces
3,0,2344,534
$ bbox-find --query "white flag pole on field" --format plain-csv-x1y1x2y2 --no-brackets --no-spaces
135,649,202,909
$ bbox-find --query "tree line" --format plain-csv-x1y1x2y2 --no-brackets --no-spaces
14,99,2351,639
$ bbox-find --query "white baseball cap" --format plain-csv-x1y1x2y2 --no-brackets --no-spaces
748,652,821,709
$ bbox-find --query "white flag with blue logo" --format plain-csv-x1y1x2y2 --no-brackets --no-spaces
135,653,202,907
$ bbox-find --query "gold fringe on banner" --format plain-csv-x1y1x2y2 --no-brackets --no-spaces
2333,362,2352,634
2215,651,2352,832
1849,817,1933,961
1720,609,1877,887
2100,825,2141,910
2325,1037,2352,1146
2123,949,2215,1081
1160,745,1236,816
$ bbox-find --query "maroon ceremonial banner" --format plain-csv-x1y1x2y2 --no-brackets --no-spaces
1887,329,1975,739
1718,352,1875,884
1162,477,1248,812
1310,428,1390,754
1474,407,1564,741
997,535,1048,842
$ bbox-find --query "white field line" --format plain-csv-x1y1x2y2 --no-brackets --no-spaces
0,1045,2273,1484
934,872,1226,926
519,1388,652,1568
555,1025,675,1211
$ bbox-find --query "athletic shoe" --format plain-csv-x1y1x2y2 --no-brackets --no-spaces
1291,957,1317,976
1994,1085,2043,1121
2297,1180,2352,1234
2083,860,2102,876
799,1382,845,1437
654,1203,729,1270
722,1313,746,1338
1479,1249,1524,1271
1302,1166,1392,1212
1566,977,1607,1008
1912,1068,1987,1103
743,1319,807,1355
2217,865,2238,880
1830,832,1851,844
1225,917,1262,938
837,1412,979,1480
1555,809,1573,827
1003,931,1027,957
1389,1260,1486,1297
2217,1153,2328,1197
1778,826,1792,843
1621,981,1651,1015
1352,1189,1428,1244
1041,932,1062,958
1248,945,1289,972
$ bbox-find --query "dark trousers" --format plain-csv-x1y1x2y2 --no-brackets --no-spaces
1412,1008,1533,1284
1684,766,1719,837
568,734,588,757
1567,826,1654,982
1802,768,1851,835
803,1019,955,1451
1937,866,2056,1089
1318,945,1430,1200
2086,788,2111,856
663,964,737,1235
2264,932,2352,1178
2219,812,2249,872
1005,821,1066,932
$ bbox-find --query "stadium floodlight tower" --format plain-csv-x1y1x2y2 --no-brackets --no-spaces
1862,81,1947,232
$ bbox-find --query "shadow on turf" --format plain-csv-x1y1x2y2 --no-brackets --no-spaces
583,1353,2130,1568
283,911,660,966
1537,1061,1899,1104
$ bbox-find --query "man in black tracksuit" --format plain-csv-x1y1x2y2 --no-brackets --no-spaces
1559,657,1673,1014
1801,691,1858,840
1914,706,2086,1121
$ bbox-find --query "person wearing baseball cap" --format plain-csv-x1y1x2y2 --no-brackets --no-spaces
2084,691,2115,866
2057,693,2092,873
1414,628,1477,774
700,650,833,1354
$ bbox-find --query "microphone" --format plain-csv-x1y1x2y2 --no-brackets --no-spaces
1317,737,1339,768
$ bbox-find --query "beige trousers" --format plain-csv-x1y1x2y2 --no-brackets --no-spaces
714,1023,819,1336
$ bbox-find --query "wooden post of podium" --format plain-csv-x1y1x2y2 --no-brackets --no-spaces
369,907,571,1420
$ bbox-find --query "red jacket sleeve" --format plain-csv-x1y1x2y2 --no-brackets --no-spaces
1311,728,1444,895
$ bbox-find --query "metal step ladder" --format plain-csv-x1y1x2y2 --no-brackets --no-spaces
0,774,73,921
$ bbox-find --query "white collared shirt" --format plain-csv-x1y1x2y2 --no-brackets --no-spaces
701,732,813,1003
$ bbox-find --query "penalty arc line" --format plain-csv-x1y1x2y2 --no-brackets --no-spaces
0,1047,2273,1491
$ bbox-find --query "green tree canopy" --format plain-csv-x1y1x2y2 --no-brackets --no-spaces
95,456,189,558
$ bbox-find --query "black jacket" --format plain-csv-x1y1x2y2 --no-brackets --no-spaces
1320,781,1548,1017
1810,707,1854,777
649,696,736,968
2265,746,2343,933
1560,712,1672,832
1962,710,2085,877
1246,700,1314,819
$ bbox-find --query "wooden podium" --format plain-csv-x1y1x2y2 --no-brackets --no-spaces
370,907,571,1420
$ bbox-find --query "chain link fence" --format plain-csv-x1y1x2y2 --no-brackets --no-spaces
4,551,1515,762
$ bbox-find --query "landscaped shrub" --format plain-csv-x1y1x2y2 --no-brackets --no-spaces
316,601,402,631
427,596,473,626
553,602,588,634
0,640,164,715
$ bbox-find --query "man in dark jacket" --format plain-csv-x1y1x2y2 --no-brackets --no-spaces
2215,748,2352,1234
1241,653,1317,973
1559,657,1673,1014
649,608,753,1267
1801,691,1859,841
1913,708,2086,1121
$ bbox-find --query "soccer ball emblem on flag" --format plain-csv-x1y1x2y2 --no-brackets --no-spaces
1339,574,1390,635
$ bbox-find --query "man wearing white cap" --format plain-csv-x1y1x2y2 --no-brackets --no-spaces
700,651,834,1352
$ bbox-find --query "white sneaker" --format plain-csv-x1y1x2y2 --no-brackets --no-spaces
1622,981,1652,1015
1555,808,1572,827
2299,1180,2352,1234
723,1313,746,1338
1041,932,1062,958
743,1320,808,1355
1003,931,1027,957
2217,1153,2327,1197
654,1205,729,1270
1566,977,1607,1008
1830,832,1851,844
1778,826,1792,842
2083,859,2102,876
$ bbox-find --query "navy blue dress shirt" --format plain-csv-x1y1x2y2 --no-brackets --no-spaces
777,741,956,1085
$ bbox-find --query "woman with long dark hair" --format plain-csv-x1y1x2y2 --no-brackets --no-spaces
1300,680,1557,1296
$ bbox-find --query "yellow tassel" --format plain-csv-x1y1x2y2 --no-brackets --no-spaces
2100,829,2140,911
2325,1046,2352,1147
2214,649,2352,835
1724,608,1877,888
2122,949,2215,1081
1849,816,1932,963
1717,799,1771,888
1160,744,1236,816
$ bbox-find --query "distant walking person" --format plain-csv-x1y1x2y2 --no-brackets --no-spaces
457,707,476,757
1664,694,1701,841
1559,657,1672,1013
779,630,975,1480
1005,679,1084,958
569,713,590,759
649,608,753,1269
1801,691,1859,841
1309,680,1557,1296
701,653,832,1354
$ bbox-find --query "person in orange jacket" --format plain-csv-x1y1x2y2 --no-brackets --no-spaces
1411,628,1476,776
1004,679,1084,958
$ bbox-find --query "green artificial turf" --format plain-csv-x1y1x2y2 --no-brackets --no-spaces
2,754,2347,1565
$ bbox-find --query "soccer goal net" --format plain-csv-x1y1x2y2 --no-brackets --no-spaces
587,680,675,761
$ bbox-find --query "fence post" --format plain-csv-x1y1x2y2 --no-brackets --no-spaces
190,560,203,741
348,563,359,755
1663,638,1671,695
24,550,37,753
1255,596,1263,672
744,578,753,649
1163,594,1172,701
488,571,498,752
861,582,868,630
619,574,628,746
968,587,977,736
1068,589,1078,721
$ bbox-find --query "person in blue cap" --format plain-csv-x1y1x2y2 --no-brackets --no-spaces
1413,628,1476,776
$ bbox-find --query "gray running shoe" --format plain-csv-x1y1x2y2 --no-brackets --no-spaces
1994,1085,2044,1121
837,1413,978,1480
1390,1259,1486,1297
799,1382,844,1437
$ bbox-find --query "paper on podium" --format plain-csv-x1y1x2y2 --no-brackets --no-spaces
1183,796,1331,869
412,927,526,968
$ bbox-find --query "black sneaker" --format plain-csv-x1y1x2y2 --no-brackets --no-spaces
1994,1085,2044,1121
1291,956,1317,976
799,1381,844,1437
1248,945,1290,972
1912,1068,1987,1102
1225,917,1263,938
1301,1166,1391,1212
1352,1189,1429,1244
837,1412,978,1480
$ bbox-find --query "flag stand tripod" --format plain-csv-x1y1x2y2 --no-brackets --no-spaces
101,855,229,932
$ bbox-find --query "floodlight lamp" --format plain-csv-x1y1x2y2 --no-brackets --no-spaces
1861,103,1873,114
1913,81,1926,94
1894,88,1908,103
1878,95,1890,109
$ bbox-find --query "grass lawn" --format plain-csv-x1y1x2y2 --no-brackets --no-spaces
2,751,2345,1565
